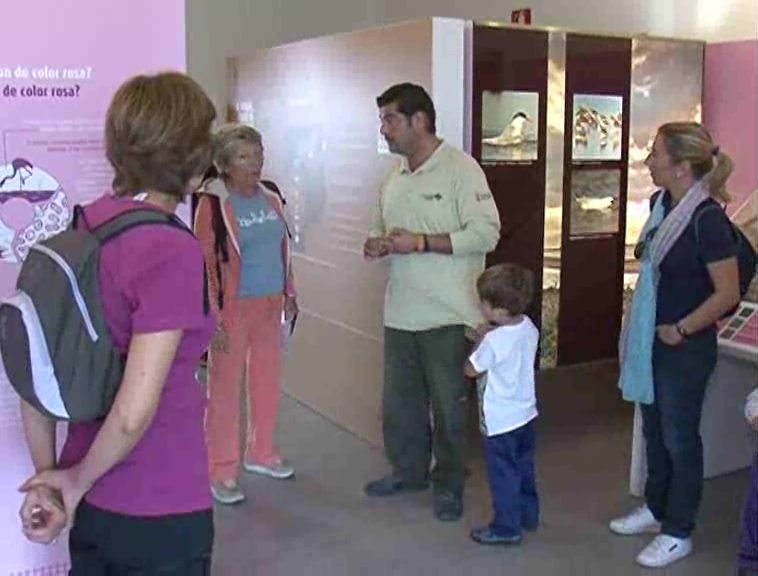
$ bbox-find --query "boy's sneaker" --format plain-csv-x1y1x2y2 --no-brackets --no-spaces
211,480,245,505
636,534,693,568
470,526,522,546
609,504,661,535
244,456,295,480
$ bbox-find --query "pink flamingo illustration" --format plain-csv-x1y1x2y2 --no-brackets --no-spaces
0,158,34,189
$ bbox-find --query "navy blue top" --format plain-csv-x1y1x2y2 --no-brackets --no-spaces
653,190,737,329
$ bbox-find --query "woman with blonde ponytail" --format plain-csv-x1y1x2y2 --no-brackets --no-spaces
611,122,741,568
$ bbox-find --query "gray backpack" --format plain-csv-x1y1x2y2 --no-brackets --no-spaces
0,205,193,422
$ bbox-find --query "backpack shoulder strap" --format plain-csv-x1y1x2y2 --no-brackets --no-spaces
92,208,210,315
71,204,90,230
93,209,190,245
693,202,733,248
261,179,285,205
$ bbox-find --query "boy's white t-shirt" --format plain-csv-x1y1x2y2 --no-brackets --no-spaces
469,317,539,437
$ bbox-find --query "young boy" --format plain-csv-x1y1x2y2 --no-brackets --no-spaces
464,263,540,546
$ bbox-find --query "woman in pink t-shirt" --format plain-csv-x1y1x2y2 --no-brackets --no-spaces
18,72,217,574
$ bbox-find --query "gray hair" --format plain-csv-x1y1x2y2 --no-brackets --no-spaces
212,123,263,172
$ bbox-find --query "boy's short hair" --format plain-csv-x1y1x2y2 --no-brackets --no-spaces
476,264,535,316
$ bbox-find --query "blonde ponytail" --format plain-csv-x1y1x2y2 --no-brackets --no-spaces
658,122,733,204
704,149,733,204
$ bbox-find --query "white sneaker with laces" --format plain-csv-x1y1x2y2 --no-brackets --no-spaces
609,505,662,535
636,534,693,568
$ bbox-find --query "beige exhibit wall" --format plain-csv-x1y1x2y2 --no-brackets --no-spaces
228,19,466,446
187,0,756,118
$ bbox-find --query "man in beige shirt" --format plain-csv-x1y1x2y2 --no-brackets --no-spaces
363,83,501,521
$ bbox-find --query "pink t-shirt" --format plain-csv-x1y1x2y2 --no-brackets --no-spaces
58,194,215,516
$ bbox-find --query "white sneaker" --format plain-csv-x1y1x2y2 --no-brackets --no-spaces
244,457,295,480
636,534,693,568
609,505,662,535
210,481,245,505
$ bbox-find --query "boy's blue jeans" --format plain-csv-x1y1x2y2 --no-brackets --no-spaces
483,419,539,537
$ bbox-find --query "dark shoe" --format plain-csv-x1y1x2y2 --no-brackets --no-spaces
470,526,522,546
431,464,472,480
522,516,540,532
364,475,429,497
433,489,463,522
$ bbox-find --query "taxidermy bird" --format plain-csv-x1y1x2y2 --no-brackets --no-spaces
575,195,617,212
483,112,536,147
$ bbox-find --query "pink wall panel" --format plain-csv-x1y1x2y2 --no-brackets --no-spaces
703,40,757,213
0,1,186,572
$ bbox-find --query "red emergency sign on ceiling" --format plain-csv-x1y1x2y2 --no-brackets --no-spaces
511,8,532,24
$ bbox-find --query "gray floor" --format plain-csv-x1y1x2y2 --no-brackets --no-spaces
212,363,750,575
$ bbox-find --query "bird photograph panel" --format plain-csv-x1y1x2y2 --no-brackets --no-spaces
481,91,539,163
572,94,623,162
569,168,621,237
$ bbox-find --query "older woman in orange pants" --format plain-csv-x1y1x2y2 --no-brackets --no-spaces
195,124,297,505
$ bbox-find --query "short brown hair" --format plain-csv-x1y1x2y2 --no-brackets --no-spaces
477,264,535,315
212,124,263,173
377,83,436,134
105,72,216,198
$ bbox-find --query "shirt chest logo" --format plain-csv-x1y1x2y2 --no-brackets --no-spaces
237,209,278,228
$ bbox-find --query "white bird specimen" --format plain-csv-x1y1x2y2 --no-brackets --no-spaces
483,112,536,147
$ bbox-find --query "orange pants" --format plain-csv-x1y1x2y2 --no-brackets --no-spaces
205,294,283,483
